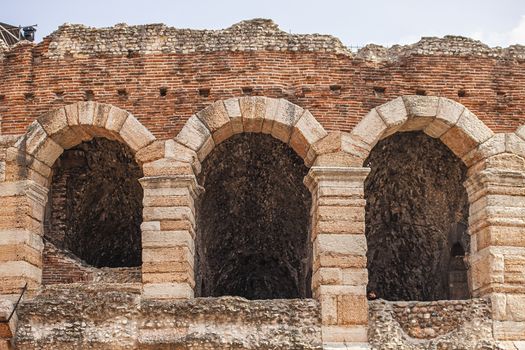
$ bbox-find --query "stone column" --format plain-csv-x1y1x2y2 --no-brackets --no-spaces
304,166,370,349
0,180,47,299
465,154,525,343
140,174,200,299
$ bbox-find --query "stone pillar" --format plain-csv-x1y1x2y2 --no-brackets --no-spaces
465,154,525,344
304,166,370,349
0,180,47,299
140,175,200,299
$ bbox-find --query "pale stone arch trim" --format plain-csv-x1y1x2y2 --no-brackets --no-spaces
173,96,328,171
349,95,495,166
15,101,156,185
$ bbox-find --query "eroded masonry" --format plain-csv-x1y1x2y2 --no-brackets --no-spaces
0,19,524,350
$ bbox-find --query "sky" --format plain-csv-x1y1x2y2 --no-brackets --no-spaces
2,0,525,48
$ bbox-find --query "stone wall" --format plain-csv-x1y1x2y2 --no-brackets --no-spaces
14,284,322,350
368,299,504,349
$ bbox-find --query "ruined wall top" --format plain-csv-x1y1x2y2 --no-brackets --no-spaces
2,19,525,61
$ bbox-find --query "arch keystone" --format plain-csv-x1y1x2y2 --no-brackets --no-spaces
240,96,266,133
271,99,305,143
424,97,465,138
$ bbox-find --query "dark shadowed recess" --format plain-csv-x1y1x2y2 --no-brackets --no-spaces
44,137,143,268
196,133,312,300
365,131,470,301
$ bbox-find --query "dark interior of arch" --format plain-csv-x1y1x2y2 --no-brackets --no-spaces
365,131,470,301
44,137,143,268
196,133,312,300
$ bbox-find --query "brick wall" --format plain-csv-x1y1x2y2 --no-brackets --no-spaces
1,20,524,139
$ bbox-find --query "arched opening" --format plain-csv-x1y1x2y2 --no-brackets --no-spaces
42,137,143,283
364,131,470,301
195,133,312,299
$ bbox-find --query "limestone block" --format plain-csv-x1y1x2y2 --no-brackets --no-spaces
143,282,194,299
313,268,342,287
491,293,508,321
350,108,386,149
165,140,201,174
504,256,525,285
341,269,369,286
425,97,465,138
142,260,192,274
441,108,494,158
119,115,155,152
197,100,233,144
160,219,195,232
142,207,194,223
316,285,367,297
0,243,42,268
38,108,68,136
261,97,281,134
507,132,525,158
175,115,213,158
20,122,47,155
320,294,338,325
142,246,193,265
142,271,195,286
105,106,130,133
271,99,304,143
64,103,80,126
0,261,41,282
376,97,408,136
93,103,111,128
516,125,525,141
26,157,52,180
321,325,368,343
135,140,165,164
49,126,92,150
317,206,365,222
463,134,506,167
338,294,368,325
403,95,439,118
223,98,243,134
506,295,525,321
78,101,96,125
315,254,367,270
142,195,193,208
33,137,63,167
314,234,367,257
140,221,161,231
475,226,525,251
142,230,194,253
493,321,525,341
240,96,266,133
143,159,194,177
290,110,328,160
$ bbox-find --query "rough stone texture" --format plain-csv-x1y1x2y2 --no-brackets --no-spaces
44,138,143,268
365,132,470,301
196,133,311,299
14,284,322,350
368,298,505,349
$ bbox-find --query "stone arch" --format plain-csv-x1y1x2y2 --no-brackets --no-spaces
3,101,156,293
173,96,328,168
348,96,495,167
172,97,328,300
15,101,156,186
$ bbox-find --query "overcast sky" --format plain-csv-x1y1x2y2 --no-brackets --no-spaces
3,0,525,47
